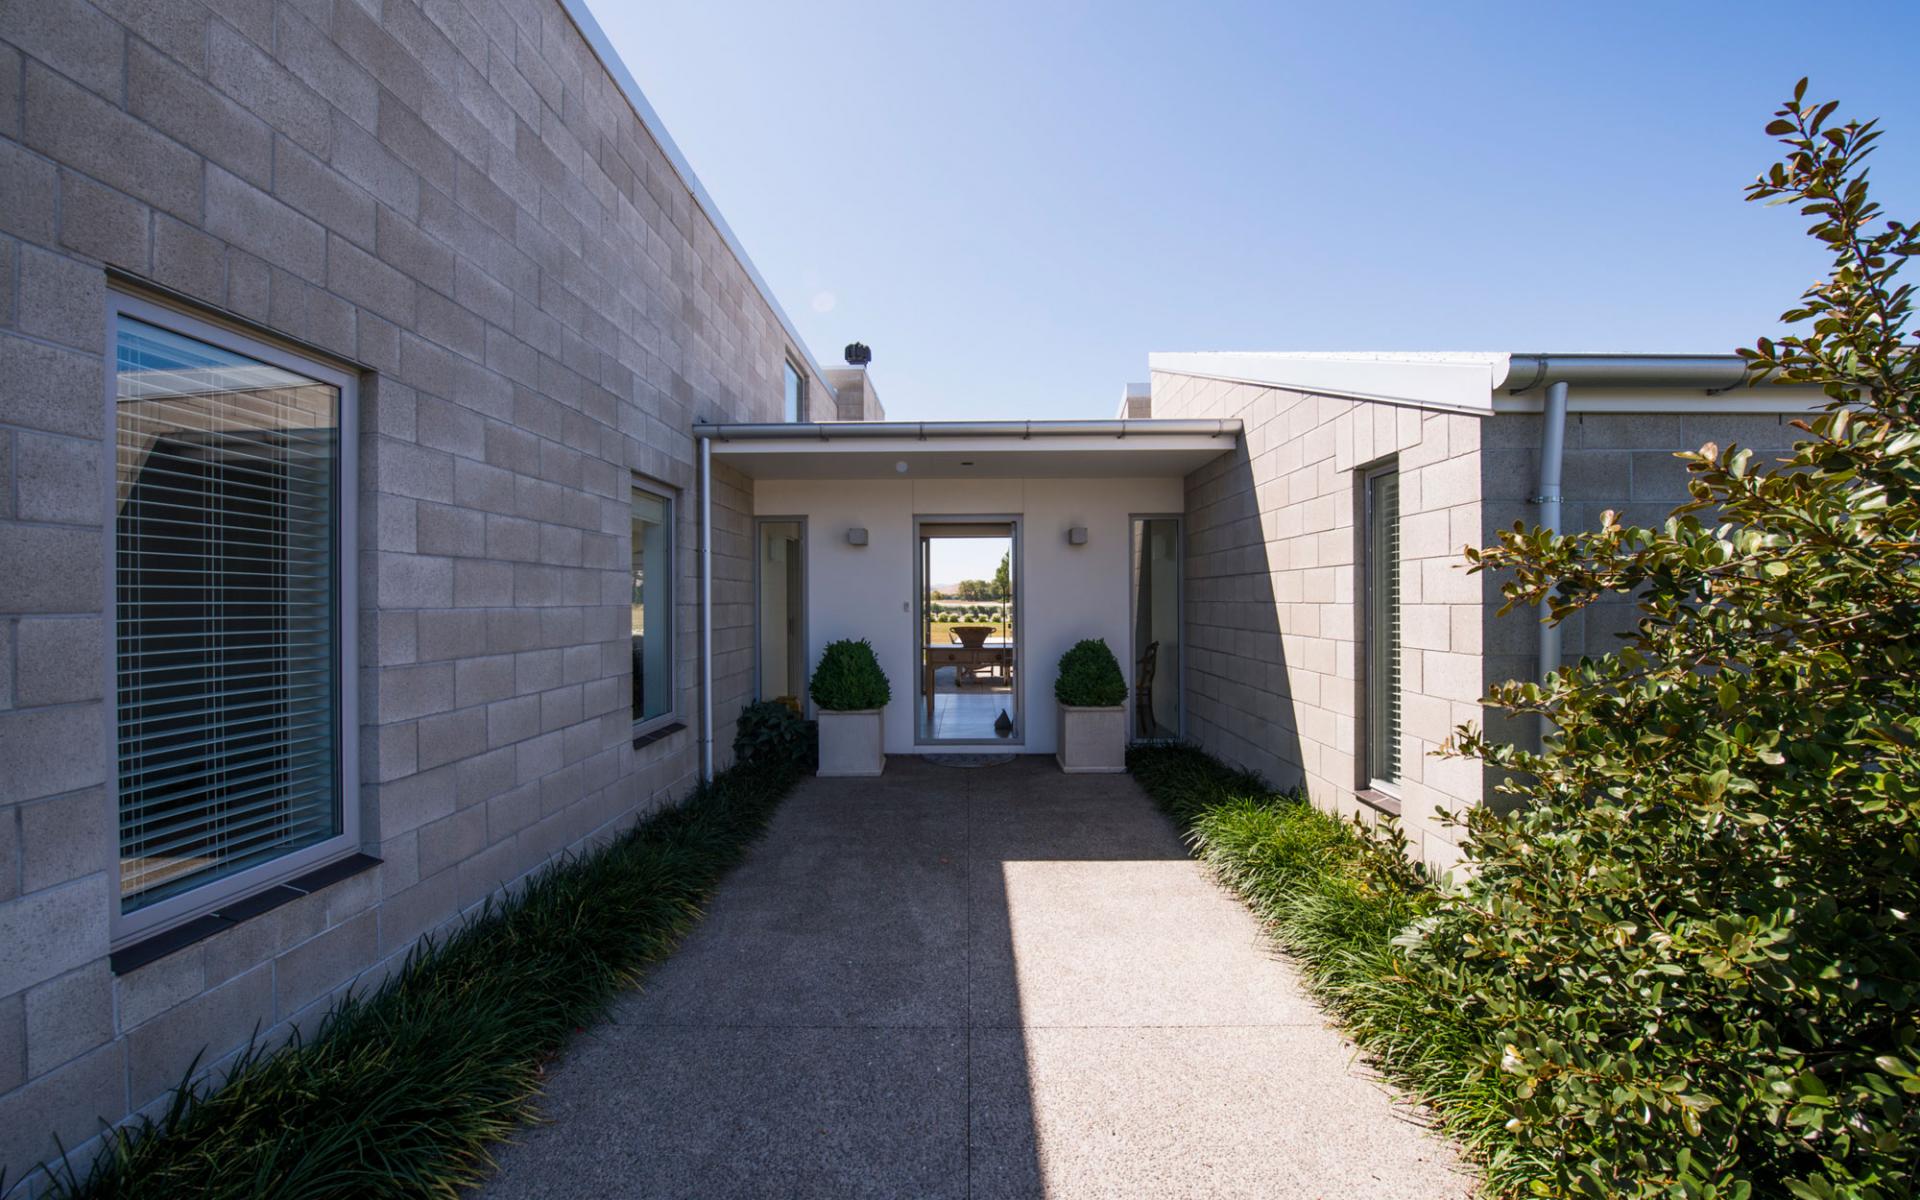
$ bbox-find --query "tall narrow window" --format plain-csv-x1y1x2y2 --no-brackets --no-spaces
1131,517,1182,740
631,483,675,728
782,360,805,422
1364,467,1402,789
113,302,356,933
756,519,806,704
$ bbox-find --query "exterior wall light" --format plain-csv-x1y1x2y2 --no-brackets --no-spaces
847,527,869,546
1067,526,1088,546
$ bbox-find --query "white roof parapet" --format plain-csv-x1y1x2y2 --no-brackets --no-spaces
1149,351,1820,415
559,0,835,402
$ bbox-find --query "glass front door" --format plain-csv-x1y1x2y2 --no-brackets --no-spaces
917,521,1017,742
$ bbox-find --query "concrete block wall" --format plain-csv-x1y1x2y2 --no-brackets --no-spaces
0,0,827,1184
1152,371,1488,868
1479,409,1802,702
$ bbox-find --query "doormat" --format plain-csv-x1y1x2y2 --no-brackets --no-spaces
920,753,1015,768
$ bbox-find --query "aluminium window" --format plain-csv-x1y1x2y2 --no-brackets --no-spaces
782,359,805,422
110,295,358,941
631,480,676,731
1364,465,1402,790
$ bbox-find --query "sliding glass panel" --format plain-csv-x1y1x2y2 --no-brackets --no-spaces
115,318,341,913
1131,518,1181,740
756,520,805,703
631,485,673,724
1365,469,1402,787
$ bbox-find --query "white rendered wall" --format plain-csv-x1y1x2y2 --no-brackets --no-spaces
752,477,1185,754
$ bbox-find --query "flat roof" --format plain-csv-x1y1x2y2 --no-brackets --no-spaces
697,419,1241,480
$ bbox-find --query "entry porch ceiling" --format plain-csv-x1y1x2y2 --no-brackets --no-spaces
700,419,1242,480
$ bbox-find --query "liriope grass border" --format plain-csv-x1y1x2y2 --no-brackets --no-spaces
30,758,802,1200
1127,743,1547,1196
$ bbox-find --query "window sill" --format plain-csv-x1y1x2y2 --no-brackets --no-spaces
632,719,687,750
1356,788,1402,818
110,853,382,975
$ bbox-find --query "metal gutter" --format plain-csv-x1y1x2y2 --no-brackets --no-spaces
698,436,713,782
556,0,836,402
693,418,1242,441
1499,354,1749,393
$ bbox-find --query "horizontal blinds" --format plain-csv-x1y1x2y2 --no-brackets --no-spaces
115,317,342,913
1366,471,1402,786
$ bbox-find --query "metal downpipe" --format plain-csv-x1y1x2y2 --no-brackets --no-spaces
699,435,714,783
1536,380,1569,747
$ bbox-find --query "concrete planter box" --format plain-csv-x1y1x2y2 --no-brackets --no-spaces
817,708,886,777
1056,704,1127,773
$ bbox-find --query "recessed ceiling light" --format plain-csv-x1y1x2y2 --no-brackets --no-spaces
894,460,908,473
960,460,975,467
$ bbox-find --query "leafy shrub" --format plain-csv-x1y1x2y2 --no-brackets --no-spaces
808,638,891,711
733,699,815,771
1053,638,1126,707
1422,85,1920,1200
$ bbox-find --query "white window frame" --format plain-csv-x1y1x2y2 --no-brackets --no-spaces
1361,461,1402,795
105,291,361,947
782,358,806,423
630,476,682,738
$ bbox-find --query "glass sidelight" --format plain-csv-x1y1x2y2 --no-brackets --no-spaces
756,518,807,705
917,520,1018,742
1130,517,1182,740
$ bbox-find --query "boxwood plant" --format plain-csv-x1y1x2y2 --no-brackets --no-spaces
1054,638,1127,707
808,638,891,711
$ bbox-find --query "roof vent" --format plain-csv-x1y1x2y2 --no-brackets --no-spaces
844,342,872,367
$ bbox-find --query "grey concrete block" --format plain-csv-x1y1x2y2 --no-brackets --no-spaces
92,0,208,73
372,551,454,609
375,205,456,297
24,63,201,221
0,875,107,998
273,135,376,249
14,430,100,524
127,38,273,190
416,706,486,771
486,694,540,748
12,618,102,709
206,19,331,157
127,962,273,1104
330,110,422,219
326,232,416,325
0,139,56,245
15,245,103,353
18,785,109,893
0,989,21,1094
415,500,485,557
272,909,376,1017
0,1040,124,1188
0,0,124,102
376,662,454,722
416,805,486,878
454,654,515,708
452,558,513,607
274,4,379,131
56,169,150,271
24,959,111,1080
0,704,106,803
414,395,485,461
115,941,205,1029
204,164,326,281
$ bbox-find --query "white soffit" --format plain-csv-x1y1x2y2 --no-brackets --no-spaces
1150,352,1505,414
710,434,1235,480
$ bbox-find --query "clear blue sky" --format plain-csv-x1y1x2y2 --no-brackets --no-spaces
591,1,1919,422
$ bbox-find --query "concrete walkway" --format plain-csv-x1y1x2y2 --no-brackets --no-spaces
478,757,1470,1199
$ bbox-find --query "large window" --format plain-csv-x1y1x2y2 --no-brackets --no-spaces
782,359,805,422
111,297,356,937
1364,466,1402,790
631,482,675,729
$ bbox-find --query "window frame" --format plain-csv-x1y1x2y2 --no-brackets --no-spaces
104,290,362,948
1128,513,1185,743
1360,461,1402,796
752,515,809,709
782,357,806,423
629,476,681,739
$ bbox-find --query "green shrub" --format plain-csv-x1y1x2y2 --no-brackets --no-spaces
1053,638,1126,707
35,757,800,1200
1427,86,1920,1200
808,638,891,711
733,699,815,771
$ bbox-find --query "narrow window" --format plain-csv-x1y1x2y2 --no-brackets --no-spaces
1364,467,1402,789
112,300,356,934
631,482,675,728
782,359,805,422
